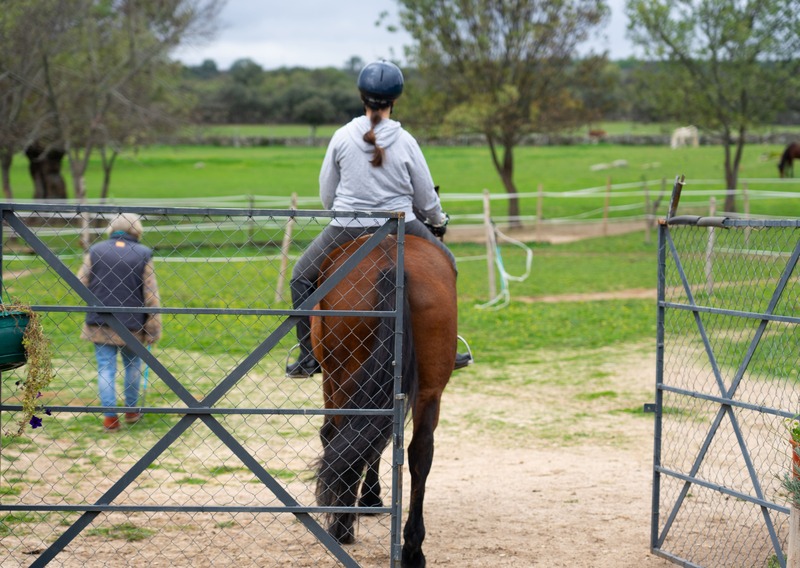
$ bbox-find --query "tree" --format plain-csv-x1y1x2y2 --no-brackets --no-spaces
397,0,609,226
343,56,365,75
0,1,63,199
229,58,264,87
2,0,225,204
96,60,188,200
191,58,219,79
626,0,800,212
293,96,336,141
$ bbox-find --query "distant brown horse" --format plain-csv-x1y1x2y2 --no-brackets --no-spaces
778,142,800,178
311,234,457,568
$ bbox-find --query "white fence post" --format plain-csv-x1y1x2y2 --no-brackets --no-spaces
536,183,543,242
705,197,716,296
643,177,651,244
275,192,297,303
603,176,611,236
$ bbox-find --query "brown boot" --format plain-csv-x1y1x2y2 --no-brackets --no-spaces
103,416,120,431
124,412,142,425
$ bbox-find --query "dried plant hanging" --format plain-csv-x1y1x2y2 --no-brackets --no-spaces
1,291,54,436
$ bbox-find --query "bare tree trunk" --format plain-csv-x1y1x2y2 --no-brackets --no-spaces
721,132,747,214
0,149,13,199
67,154,92,250
487,136,522,228
99,146,118,202
722,134,738,214
67,146,93,203
500,170,521,228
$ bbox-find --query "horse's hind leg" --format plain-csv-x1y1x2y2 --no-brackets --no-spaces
319,460,362,544
358,455,383,510
402,397,439,568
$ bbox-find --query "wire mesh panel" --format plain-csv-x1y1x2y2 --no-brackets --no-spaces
653,218,800,568
0,204,407,567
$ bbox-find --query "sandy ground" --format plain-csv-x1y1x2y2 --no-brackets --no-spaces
445,219,652,245
2,341,672,568
414,349,672,567
419,222,671,566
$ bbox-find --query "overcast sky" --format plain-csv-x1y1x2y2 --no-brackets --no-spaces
173,0,636,71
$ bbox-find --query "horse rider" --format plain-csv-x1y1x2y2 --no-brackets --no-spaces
286,59,472,378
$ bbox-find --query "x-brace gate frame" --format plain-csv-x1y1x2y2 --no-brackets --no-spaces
652,217,800,567
0,204,409,568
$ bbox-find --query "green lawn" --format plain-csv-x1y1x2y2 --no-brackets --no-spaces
6,141,799,221
3,138,797,364
186,121,800,139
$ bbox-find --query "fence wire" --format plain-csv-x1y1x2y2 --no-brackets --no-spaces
0,204,406,567
654,219,800,568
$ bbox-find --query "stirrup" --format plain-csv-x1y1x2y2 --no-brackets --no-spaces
285,343,321,378
457,335,473,362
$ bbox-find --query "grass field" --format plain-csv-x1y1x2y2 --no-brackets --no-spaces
2,139,798,365
188,122,800,139
7,141,800,222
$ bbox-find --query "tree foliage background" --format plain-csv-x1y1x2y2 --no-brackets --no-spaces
0,0,225,201
3,0,800,205
393,0,612,224
625,0,800,210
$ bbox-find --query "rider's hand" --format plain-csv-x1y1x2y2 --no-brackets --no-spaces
426,212,448,239
431,212,449,228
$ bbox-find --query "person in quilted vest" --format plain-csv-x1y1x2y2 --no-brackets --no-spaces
78,213,161,431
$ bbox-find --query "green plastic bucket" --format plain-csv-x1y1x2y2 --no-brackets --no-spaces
0,310,29,372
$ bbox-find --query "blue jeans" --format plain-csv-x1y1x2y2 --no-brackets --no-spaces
95,343,142,417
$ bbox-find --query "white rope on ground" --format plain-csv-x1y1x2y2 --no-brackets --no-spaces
475,223,533,311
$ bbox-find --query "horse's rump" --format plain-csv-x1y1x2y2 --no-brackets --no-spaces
311,234,457,408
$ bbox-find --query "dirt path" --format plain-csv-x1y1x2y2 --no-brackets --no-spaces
416,344,672,567
446,220,650,244
517,288,657,303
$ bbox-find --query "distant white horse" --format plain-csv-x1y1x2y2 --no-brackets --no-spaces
671,126,699,149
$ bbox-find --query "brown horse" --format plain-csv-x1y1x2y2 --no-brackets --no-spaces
778,142,800,178
311,234,457,568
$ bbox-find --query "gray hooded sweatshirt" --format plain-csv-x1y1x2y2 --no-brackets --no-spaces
319,115,447,228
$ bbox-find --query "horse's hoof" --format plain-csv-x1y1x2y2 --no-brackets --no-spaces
401,547,426,568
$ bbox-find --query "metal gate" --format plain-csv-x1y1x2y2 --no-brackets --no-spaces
0,203,408,567
653,186,800,567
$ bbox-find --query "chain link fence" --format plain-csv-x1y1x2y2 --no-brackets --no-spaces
654,217,800,567
0,204,407,567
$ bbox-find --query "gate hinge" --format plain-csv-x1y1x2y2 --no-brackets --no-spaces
643,403,656,413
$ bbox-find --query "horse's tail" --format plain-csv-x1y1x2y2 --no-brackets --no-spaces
316,267,418,510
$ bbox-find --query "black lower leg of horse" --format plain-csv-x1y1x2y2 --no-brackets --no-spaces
317,418,361,543
358,455,383,510
402,403,438,568
323,462,363,544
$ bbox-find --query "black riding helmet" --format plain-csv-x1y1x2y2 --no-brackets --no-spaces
357,60,404,109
